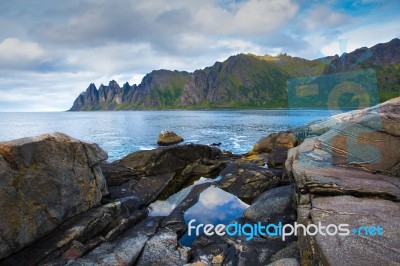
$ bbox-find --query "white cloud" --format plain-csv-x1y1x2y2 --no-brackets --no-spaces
232,0,298,34
0,0,398,111
305,5,350,31
198,186,237,209
194,0,298,36
0,70,99,111
0,38,49,69
320,20,400,56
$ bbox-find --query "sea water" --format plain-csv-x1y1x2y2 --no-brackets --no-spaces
0,109,340,161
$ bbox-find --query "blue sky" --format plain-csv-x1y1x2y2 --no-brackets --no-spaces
0,0,399,111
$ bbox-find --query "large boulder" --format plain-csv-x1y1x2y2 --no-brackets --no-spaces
157,130,184,146
0,132,108,260
103,144,223,186
250,131,297,168
103,144,225,207
286,97,400,265
252,131,297,154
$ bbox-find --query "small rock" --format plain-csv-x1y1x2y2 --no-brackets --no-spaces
211,254,224,265
236,154,268,166
244,185,295,224
157,130,184,146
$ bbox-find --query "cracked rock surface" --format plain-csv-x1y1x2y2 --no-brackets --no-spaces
286,97,400,265
0,132,108,259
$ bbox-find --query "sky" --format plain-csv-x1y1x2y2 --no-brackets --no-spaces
0,0,399,111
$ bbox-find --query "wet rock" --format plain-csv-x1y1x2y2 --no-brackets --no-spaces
190,234,235,265
105,144,225,211
71,217,162,266
251,131,297,155
107,173,175,207
236,154,268,166
1,202,121,265
157,130,184,146
136,229,190,266
181,159,225,178
244,185,295,224
219,162,283,203
103,144,222,186
102,209,148,241
161,182,213,236
267,146,290,169
249,131,297,169
0,132,108,260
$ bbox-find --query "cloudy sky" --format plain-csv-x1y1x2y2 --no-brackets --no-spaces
0,0,399,111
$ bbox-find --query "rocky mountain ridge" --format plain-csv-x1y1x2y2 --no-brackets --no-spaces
70,38,400,111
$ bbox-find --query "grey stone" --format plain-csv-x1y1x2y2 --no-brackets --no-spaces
244,185,295,224
219,162,282,203
0,133,108,260
136,229,190,266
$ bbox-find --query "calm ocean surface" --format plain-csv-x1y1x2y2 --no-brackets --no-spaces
0,110,341,162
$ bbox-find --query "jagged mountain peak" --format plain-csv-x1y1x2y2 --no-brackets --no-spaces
69,38,400,111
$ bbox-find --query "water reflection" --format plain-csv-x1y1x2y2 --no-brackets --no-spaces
180,186,249,247
148,177,220,216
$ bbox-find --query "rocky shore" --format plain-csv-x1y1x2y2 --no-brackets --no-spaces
1,97,400,265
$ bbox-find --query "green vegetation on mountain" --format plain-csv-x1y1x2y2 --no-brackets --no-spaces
70,38,400,111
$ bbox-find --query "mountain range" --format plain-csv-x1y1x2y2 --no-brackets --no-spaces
69,38,400,111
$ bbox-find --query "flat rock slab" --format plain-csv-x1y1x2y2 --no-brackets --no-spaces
310,195,400,266
292,153,400,201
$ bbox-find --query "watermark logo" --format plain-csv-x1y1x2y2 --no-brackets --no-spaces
287,40,383,166
188,219,384,241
